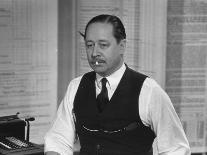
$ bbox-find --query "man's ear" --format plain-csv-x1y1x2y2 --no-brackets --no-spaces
119,39,126,54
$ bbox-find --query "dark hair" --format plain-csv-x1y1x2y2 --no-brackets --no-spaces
82,14,126,43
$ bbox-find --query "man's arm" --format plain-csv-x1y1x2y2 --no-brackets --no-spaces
44,77,82,155
140,78,191,155
150,84,191,154
44,99,75,155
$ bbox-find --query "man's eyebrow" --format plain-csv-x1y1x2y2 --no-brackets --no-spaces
85,40,109,43
98,40,108,42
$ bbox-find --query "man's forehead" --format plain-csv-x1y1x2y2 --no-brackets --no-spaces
85,23,114,40
86,23,113,33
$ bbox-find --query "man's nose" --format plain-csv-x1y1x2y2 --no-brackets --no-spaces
91,44,99,57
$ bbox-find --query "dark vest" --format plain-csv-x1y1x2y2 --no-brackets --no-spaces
73,67,155,155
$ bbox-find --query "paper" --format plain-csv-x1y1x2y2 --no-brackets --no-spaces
166,0,207,152
0,0,57,144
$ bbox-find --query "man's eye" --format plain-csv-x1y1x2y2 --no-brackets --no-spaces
86,43,94,49
99,43,109,49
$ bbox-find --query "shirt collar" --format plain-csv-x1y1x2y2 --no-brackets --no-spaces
96,63,126,89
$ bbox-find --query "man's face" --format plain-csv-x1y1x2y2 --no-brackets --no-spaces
85,22,125,77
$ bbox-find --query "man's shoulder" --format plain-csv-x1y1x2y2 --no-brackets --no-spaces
142,77,164,93
83,71,95,78
126,67,159,88
126,67,148,82
70,75,83,84
70,71,95,85
126,67,147,77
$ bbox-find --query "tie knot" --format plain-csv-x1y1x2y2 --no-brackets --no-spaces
101,78,107,87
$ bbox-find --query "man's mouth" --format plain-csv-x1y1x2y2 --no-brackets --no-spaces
92,59,105,65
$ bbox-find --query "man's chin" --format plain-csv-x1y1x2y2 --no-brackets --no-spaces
92,67,107,76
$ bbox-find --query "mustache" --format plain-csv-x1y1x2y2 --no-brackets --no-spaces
91,58,105,64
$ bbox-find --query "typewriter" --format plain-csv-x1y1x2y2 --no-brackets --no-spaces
0,114,44,155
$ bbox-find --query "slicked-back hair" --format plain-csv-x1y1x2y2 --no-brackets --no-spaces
83,14,126,43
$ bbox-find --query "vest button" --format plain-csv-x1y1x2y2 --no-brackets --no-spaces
96,144,100,149
96,144,100,154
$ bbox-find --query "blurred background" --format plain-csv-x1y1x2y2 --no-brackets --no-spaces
0,0,206,154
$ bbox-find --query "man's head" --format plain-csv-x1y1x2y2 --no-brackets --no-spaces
83,14,126,44
84,14,126,77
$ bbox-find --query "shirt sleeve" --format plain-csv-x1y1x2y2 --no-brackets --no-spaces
139,78,191,155
44,77,82,155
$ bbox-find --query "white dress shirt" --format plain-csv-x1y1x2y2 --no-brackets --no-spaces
44,63,191,155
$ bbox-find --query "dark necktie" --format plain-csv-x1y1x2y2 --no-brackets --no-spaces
97,78,109,113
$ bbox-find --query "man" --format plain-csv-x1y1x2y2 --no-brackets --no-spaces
44,14,190,155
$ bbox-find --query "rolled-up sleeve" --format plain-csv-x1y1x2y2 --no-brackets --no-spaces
44,77,81,155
